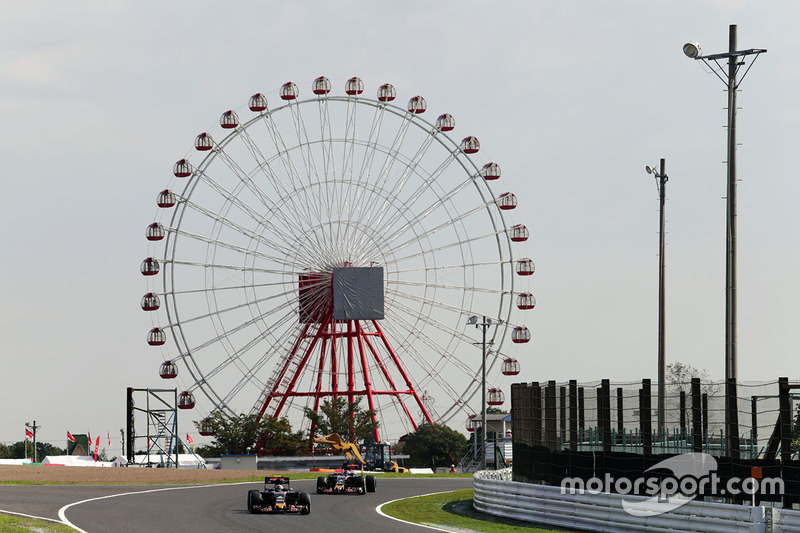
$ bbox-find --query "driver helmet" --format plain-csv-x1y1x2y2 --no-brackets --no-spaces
275,484,284,491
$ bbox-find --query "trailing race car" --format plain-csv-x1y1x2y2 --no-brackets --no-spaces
316,465,376,495
247,476,311,514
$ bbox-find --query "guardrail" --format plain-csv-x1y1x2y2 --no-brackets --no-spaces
473,469,766,532
774,508,800,533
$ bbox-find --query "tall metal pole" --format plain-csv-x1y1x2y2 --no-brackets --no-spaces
481,316,487,471
684,24,765,381
26,421,40,463
657,158,667,433
725,24,738,382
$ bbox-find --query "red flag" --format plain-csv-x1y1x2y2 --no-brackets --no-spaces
94,436,100,461
186,433,194,444
67,432,76,442
25,428,34,440
88,432,92,445
108,432,111,446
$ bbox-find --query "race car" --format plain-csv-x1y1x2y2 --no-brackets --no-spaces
316,466,376,495
247,476,311,514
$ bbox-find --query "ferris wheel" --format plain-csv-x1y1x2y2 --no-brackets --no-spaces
141,76,535,441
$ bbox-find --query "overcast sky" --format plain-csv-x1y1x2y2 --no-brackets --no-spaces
2,1,798,448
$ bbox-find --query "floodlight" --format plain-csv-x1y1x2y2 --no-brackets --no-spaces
646,165,655,175
467,315,479,325
683,42,701,59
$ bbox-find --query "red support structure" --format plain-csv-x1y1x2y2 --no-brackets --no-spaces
252,308,434,443
355,321,380,442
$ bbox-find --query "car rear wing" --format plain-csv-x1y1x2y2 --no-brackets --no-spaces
266,476,290,485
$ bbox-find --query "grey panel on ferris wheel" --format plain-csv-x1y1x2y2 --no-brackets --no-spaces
333,267,384,321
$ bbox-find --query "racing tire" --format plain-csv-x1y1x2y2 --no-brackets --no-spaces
247,490,261,514
316,476,327,494
359,476,366,495
298,491,311,515
366,475,376,493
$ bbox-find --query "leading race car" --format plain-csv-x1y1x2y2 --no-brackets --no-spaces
247,476,311,514
316,465,376,495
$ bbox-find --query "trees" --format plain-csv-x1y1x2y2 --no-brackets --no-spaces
400,423,469,468
303,397,378,442
0,441,64,460
193,412,304,457
664,361,720,426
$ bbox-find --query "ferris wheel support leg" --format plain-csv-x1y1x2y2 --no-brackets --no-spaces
354,321,381,443
253,321,313,420
347,320,355,406
372,321,435,426
330,319,339,399
361,331,418,432
272,318,332,417
310,337,329,432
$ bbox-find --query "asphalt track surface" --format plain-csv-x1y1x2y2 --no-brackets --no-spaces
0,476,473,532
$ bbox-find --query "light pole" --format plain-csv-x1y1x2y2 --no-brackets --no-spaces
25,421,40,463
467,315,496,471
646,160,668,433
683,25,766,382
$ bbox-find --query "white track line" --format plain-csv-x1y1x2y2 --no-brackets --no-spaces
0,509,66,524
58,481,258,532
375,490,465,532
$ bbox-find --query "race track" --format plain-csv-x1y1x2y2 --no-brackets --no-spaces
0,476,473,532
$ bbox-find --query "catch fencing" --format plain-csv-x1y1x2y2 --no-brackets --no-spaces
510,378,798,462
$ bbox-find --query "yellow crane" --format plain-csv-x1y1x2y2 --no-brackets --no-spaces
312,433,408,472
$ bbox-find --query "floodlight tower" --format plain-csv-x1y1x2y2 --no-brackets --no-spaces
683,25,766,382
646,160,668,433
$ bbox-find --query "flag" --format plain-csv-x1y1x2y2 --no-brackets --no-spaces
94,436,100,461
108,432,111,446
67,432,76,442
88,432,92,445
25,428,34,440
186,433,194,444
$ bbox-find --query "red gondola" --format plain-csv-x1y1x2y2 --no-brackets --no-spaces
497,192,517,210
141,257,159,276
220,110,239,129
199,417,216,436
146,222,164,241
141,292,160,311
377,83,396,102
173,159,192,178
460,136,480,154
501,358,520,376
249,93,268,112
312,76,331,95
487,388,505,406
280,82,299,100
510,224,529,242
511,326,531,343
159,360,177,379
147,327,166,346
178,391,195,409
345,77,364,95
516,258,534,276
157,190,176,208
407,95,427,114
516,292,536,310
480,162,500,180
194,132,213,151
436,113,455,131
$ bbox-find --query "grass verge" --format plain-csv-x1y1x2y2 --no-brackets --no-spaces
381,488,579,532
0,513,75,532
